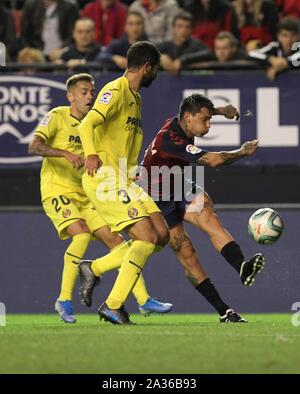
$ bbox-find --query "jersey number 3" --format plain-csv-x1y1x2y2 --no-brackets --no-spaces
118,189,131,204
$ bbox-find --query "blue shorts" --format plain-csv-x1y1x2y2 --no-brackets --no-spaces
156,200,189,229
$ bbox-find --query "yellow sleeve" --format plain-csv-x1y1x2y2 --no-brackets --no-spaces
79,88,120,157
34,111,58,141
92,88,120,121
79,110,102,156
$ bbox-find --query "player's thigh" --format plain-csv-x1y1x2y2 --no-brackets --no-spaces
184,192,221,231
127,217,159,244
169,222,188,252
75,195,123,248
43,195,86,240
149,211,170,246
66,219,90,237
131,184,169,245
94,225,124,250
79,197,108,236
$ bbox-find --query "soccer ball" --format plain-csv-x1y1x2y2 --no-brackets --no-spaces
248,208,284,244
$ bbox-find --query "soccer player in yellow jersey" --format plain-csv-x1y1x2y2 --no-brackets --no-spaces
29,72,171,323
79,42,170,325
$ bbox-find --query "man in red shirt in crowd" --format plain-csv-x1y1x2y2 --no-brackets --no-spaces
184,0,239,49
82,0,127,46
276,0,300,19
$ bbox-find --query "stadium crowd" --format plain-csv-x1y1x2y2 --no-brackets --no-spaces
0,0,300,79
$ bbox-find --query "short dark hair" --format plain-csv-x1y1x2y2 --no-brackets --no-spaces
66,73,94,90
179,94,214,120
278,17,299,34
172,11,193,27
127,41,160,69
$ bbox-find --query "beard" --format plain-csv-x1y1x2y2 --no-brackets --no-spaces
141,73,156,88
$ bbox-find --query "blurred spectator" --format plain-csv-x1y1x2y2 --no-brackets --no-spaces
59,17,101,68
17,47,46,74
129,0,180,45
183,0,239,50
82,0,128,46
0,1,18,60
276,0,300,19
97,11,146,69
248,17,300,80
170,30,247,69
21,0,79,61
159,11,207,75
18,47,46,64
213,31,246,63
233,0,278,52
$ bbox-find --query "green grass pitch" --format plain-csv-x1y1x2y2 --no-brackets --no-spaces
0,314,300,374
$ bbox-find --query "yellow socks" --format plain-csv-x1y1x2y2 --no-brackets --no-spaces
91,240,150,305
59,235,155,305
91,240,132,276
106,240,156,309
59,233,91,301
131,274,149,306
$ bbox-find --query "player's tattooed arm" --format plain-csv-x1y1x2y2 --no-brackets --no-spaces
29,136,65,157
197,140,259,167
213,105,240,121
28,136,84,169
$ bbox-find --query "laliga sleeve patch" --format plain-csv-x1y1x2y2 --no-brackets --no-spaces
99,91,113,105
40,114,51,126
186,144,202,154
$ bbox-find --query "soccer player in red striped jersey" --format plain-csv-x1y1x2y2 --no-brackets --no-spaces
140,94,265,322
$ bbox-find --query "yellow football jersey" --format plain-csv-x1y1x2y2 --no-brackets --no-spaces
34,106,84,201
80,76,143,188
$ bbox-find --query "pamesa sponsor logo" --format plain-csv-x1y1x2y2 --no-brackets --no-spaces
0,76,67,164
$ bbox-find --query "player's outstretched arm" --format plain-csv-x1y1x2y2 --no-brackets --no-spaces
28,136,84,170
78,110,103,176
197,139,259,167
213,105,240,121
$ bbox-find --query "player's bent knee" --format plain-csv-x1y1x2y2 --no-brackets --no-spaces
95,226,124,249
181,239,196,257
66,220,90,237
132,230,158,245
146,233,159,245
158,228,170,247
170,236,185,253
170,236,195,257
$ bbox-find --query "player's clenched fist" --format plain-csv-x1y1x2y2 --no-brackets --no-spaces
63,151,85,169
241,139,259,156
84,154,102,176
223,104,240,121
